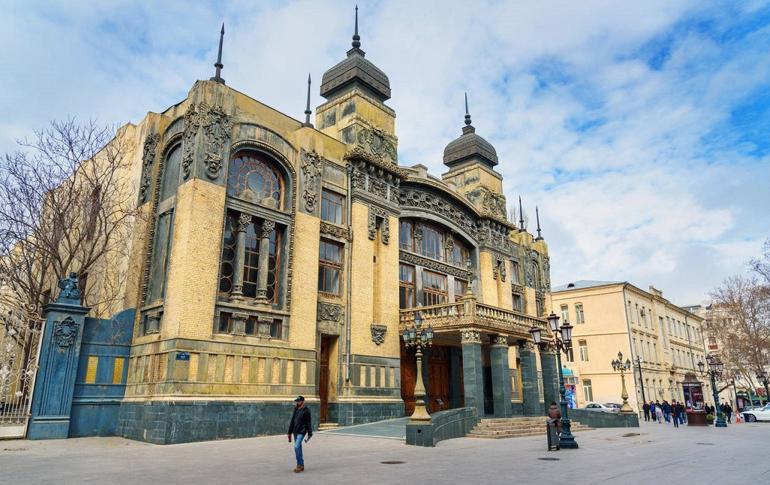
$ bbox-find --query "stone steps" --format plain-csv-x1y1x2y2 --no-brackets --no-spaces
468,417,593,439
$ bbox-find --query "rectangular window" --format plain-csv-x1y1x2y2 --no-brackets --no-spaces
399,264,415,309
511,260,520,284
579,340,589,361
318,239,343,295
399,220,413,251
565,348,574,362
560,304,569,323
147,211,174,302
453,278,467,302
575,303,585,324
582,379,593,402
422,270,447,306
320,189,345,224
420,224,445,261
512,293,524,312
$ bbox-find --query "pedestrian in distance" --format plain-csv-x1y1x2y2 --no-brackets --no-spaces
287,395,313,473
655,400,663,423
650,401,656,419
671,400,680,428
547,401,561,451
662,400,671,423
725,402,733,423
642,401,650,422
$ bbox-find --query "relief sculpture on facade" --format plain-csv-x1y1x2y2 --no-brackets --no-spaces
368,205,390,244
180,102,233,181
371,324,387,345
300,150,323,214
139,133,159,203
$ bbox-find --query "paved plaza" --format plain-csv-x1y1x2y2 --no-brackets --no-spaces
1,421,768,485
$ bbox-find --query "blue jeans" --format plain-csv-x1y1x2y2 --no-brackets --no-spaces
294,434,305,466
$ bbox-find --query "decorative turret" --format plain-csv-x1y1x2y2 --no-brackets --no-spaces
443,93,498,170
320,6,391,103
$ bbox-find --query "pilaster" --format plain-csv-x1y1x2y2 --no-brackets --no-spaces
461,329,485,418
539,344,559,413
518,340,540,416
490,336,513,418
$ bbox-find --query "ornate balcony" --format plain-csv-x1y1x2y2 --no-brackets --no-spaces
398,294,548,341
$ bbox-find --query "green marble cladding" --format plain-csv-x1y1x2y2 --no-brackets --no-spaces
328,401,405,426
490,344,513,418
118,400,320,444
539,350,559,412
461,342,485,418
518,344,540,416
406,407,479,447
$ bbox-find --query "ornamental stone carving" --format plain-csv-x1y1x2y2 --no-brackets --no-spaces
300,150,323,214
492,258,506,282
492,335,508,347
318,302,343,323
181,102,233,181
368,206,390,244
371,324,387,345
517,340,534,351
460,329,481,345
260,220,276,238
399,189,478,241
399,250,468,279
237,213,252,232
354,127,397,165
57,273,81,303
53,317,79,349
139,133,159,203
320,221,352,241
543,255,551,292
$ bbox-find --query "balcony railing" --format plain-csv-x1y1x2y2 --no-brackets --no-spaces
399,295,548,339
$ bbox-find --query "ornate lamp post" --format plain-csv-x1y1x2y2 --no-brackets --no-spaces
636,355,646,405
611,351,635,414
402,308,434,422
530,313,578,449
698,354,727,428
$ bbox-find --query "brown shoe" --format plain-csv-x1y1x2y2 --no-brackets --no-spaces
293,465,304,473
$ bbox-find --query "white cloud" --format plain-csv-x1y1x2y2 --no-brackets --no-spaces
1,0,768,305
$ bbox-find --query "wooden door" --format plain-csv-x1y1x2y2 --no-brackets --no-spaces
400,342,416,416
319,336,330,423
428,346,450,412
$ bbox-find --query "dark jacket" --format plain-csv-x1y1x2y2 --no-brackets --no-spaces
288,406,313,437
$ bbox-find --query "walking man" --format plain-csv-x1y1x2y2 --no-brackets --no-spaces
671,400,680,428
288,396,313,473
547,402,561,451
725,402,733,423
643,401,650,422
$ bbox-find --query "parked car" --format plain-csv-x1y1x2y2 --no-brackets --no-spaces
742,404,770,422
605,403,623,412
584,402,619,413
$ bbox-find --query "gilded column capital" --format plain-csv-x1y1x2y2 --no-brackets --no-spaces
492,335,508,347
517,339,534,351
461,329,482,345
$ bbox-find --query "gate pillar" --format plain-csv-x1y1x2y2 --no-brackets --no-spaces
27,274,90,440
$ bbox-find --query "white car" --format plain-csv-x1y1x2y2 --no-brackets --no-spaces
584,402,619,413
742,404,770,422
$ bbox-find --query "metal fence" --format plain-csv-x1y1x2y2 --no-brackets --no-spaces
0,308,44,438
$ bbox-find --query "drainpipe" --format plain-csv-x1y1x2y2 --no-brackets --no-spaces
622,286,640,412
344,163,354,383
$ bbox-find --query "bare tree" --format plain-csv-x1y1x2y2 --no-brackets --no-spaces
0,119,138,319
750,238,770,285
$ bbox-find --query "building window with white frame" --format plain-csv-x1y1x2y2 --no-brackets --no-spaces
575,303,585,324
560,304,569,323
582,379,593,402
578,339,589,361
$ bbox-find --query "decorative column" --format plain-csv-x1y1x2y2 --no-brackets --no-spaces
461,329,485,418
518,340,540,416
490,335,513,418
256,219,275,302
28,274,90,440
230,213,252,300
539,343,559,413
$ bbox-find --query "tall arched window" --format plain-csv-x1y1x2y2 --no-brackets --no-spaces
160,145,181,202
227,152,284,209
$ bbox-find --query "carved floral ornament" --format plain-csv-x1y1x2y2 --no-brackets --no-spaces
320,221,352,241
53,317,79,349
300,150,323,213
371,324,387,345
139,134,160,203
318,302,343,323
492,335,508,347
354,127,397,165
460,329,482,344
181,102,233,181
367,205,390,244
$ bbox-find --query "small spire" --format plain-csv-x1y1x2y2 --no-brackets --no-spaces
464,92,472,126
518,196,525,232
352,5,361,49
210,23,225,84
303,73,313,127
535,206,543,240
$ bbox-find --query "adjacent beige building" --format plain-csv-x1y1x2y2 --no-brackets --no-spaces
552,281,709,411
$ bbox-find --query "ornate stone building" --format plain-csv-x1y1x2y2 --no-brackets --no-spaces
84,15,558,443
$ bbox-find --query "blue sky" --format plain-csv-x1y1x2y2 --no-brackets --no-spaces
2,0,769,305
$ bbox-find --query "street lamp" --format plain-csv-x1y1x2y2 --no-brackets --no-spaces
401,308,434,422
611,351,635,414
530,313,578,449
636,355,647,405
698,354,727,428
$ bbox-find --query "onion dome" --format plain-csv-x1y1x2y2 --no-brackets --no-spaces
320,6,391,102
443,93,498,169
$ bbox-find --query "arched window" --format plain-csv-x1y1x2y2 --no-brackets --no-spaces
227,152,284,209
160,145,181,202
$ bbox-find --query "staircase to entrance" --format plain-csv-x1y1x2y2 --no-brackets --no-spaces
468,416,593,439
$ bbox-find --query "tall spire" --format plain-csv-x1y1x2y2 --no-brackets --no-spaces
303,73,313,127
211,23,225,84
352,5,361,49
464,92,472,126
518,196,525,232
535,206,543,240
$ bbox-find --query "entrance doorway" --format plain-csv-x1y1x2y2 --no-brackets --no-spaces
401,344,462,415
319,335,332,423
